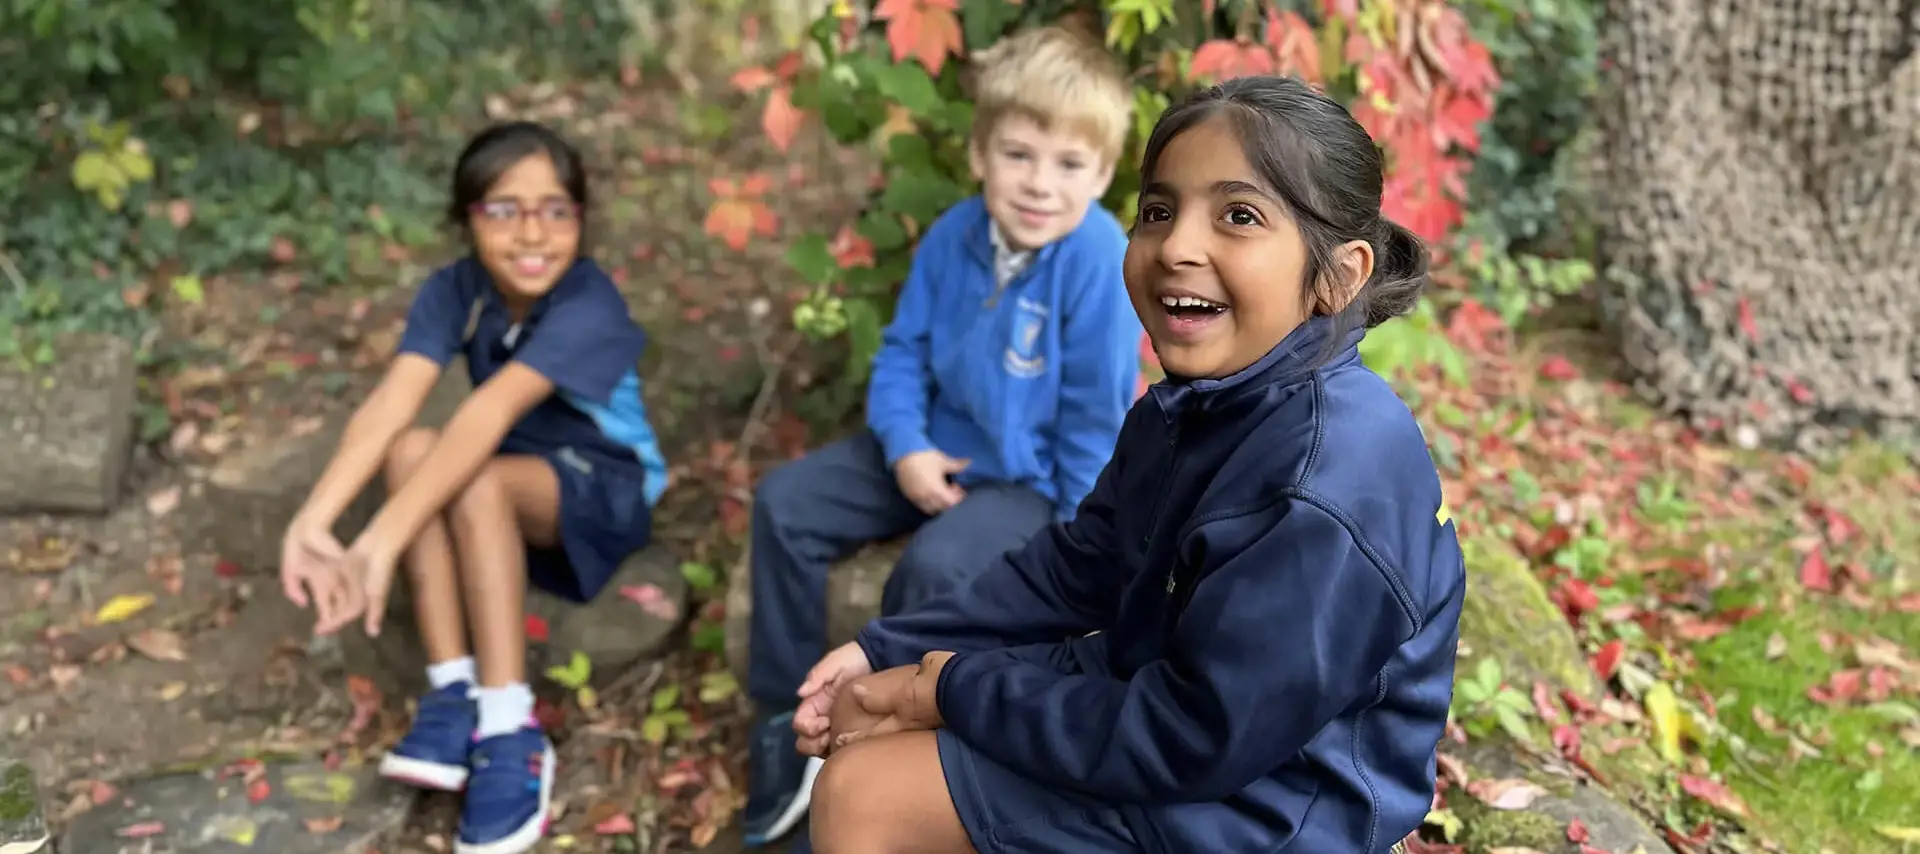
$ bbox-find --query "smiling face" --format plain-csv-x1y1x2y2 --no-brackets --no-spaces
970,112,1115,251
1125,116,1315,380
469,152,582,306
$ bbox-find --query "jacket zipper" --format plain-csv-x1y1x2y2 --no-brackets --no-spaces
1142,418,1182,553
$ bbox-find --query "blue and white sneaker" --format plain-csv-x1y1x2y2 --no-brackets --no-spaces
456,724,555,854
741,709,823,846
378,682,477,791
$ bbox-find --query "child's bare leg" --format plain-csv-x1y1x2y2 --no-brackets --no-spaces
382,428,469,675
446,455,559,734
811,731,974,854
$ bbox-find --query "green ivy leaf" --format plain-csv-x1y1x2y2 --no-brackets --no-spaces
871,61,944,118
843,297,883,384
679,561,719,591
543,650,592,690
698,671,740,704
960,0,1022,49
857,210,909,251
880,171,966,225
651,683,681,713
785,233,839,286
169,275,204,305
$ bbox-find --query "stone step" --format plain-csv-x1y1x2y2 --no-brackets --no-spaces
724,539,902,685
0,333,138,515
186,359,471,577
60,759,412,854
327,545,689,697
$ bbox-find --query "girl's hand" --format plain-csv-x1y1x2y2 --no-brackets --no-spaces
833,650,953,749
281,517,350,625
312,536,401,638
793,642,875,756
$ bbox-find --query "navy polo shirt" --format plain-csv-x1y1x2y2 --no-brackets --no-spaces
395,257,668,505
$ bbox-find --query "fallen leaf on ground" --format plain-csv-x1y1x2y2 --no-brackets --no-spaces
89,780,118,806
156,681,188,701
1878,826,1920,842
127,628,188,662
145,486,182,518
1798,548,1832,592
247,778,271,803
304,815,345,834
593,813,636,835
94,594,155,625
619,583,681,621
339,675,383,744
1765,631,1788,659
1464,777,1548,810
49,664,81,689
525,614,551,643
1678,774,1749,817
117,821,166,838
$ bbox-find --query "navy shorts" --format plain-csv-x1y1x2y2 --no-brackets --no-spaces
936,728,1140,854
500,437,653,603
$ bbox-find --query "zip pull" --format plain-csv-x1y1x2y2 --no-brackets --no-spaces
1165,572,1177,594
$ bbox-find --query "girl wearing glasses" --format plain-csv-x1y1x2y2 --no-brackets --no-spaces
278,121,666,854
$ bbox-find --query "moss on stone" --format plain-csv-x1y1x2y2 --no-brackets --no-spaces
1458,533,1597,697
0,763,37,822
1450,797,1568,852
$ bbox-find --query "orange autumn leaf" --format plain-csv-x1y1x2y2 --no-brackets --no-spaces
762,85,805,153
704,175,780,251
875,0,964,75
730,65,777,93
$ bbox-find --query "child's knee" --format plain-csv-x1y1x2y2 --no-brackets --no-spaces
448,461,514,528
383,427,440,486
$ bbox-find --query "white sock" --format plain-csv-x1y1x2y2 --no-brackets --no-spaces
426,656,476,690
475,683,536,739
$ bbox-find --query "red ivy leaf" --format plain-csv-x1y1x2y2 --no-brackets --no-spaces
525,614,551,643
1190,38,1277,82
1265,11,1321,84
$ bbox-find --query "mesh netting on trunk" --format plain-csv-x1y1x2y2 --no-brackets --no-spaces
1594,0,1920,452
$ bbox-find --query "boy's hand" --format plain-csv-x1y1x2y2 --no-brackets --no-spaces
281,518,350,623
893,450,970,515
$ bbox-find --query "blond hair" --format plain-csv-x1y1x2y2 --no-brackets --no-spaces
970,26,1132,165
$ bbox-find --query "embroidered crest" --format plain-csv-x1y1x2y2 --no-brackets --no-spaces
1003,296,1049,378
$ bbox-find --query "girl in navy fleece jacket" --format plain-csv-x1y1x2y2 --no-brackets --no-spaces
790,76,1466,854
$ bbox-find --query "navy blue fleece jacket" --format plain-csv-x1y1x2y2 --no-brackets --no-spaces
856,316,1466,853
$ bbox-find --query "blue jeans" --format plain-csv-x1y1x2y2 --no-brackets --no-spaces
745,431,1053,708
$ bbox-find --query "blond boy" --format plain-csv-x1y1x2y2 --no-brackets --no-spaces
741,26,1141,847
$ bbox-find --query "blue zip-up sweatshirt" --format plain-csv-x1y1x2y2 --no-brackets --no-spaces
857,316,1466,853
865,195,1141,521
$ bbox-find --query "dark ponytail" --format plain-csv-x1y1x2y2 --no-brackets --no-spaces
1360,221,1430,327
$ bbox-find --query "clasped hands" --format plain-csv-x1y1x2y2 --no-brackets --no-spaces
279,516,405,638
793,644,955,758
